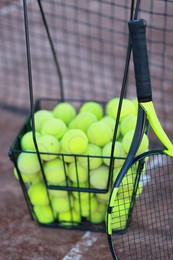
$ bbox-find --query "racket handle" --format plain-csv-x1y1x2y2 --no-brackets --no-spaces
128,19,152,102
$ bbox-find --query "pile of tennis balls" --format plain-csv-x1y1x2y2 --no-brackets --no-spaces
14,98,149,227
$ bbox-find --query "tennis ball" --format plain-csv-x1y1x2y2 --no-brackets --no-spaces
102,141,126,168
61,129,88,154
87,203,106,224
90,165,109,189
87,122,112,147
37,135,60,161
60,144,75,163
13,167,42,184
77,143,102,170
52,196,74,213
96,189,111,203
74,196,98,217
41,118,67,140
28,182,49,206
31,110,54,132
69,112,97,133
53,102,76,125
33,205,55,224
131,98,138,113
71,182,94,199
100,116,120,138
122,130,149,156
21,131,41,151
48,188,68,198
43,158,68,185
79,101,103,120
58,209,81,227
68,162,88,183
120,115,137,136
17,152,41,175
106,98,136,122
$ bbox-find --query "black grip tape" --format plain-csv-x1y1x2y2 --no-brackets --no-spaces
128,19,152,102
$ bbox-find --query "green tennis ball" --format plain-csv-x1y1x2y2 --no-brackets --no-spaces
37,135,60,161
58,209,81,227
21,131,41,151
131,98,138,113
77,143,102,170
61,129,88,154
87,203,106,224
120,115,137,136
100,116,120,138
74,196,98,217
122,130,149,156
17,152,41,175
96,189,111,203
44,158,68,185
52,196,74,213
102,141,126,168
28,182,49,206
106,98,136,122
90,165,109,189
41,118,67,140
79,101,103,120
60,144,75,163
87,122,112,147
71,182,94,199
33,205,55,224
69,112,97,133
53,102,76,125
68,162,88,183
31,110,54,132
13,167,42,184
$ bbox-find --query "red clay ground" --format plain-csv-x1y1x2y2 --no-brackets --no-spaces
0,108,112,260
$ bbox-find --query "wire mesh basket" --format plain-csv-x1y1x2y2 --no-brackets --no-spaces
6,0,173,232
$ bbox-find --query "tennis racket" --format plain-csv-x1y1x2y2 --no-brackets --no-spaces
107,19,173,260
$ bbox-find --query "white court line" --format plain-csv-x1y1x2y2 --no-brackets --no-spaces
0,0,35,16
62,231,98,260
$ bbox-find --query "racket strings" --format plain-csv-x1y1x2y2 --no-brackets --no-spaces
111,153,173,260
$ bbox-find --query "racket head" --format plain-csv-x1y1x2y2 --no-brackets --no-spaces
107,150,173,260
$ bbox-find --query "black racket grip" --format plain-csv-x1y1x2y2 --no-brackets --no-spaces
128,19,152,102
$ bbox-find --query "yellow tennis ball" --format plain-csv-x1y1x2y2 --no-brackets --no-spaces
31,110,54,132
79,101,103,120
131,98,138,112
37,135,60,161
28,182,49,206
58,209,81,227
71,182,94,199
74,196,98,217
13,167,42,184
122,130,149,156
33,205,55,224
102,141,127,168
77,143,102,170
96,189,111,203
53,102,76,125
61,129,88,154
87,121,112,147
60,144,75,163
20,131,41,151
100,116,120,138
90,165,109,189
106,98,136,122
51,196,74,213
68,162,88,183
87,203,106,224
120,115,137,136
43,158,68,185
17,152,41,175
69,112,97,133
41,118,67,140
